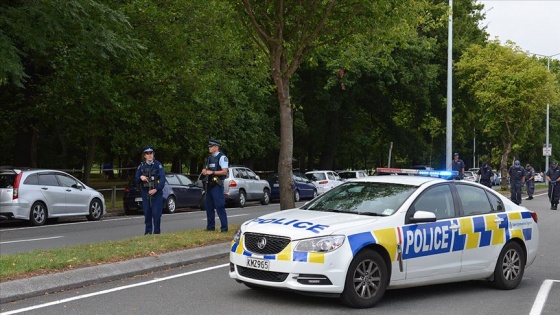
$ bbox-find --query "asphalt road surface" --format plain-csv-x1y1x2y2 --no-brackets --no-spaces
1,193,558,315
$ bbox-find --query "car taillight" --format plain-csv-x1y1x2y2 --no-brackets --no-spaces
530,210,538,223
229,180,237,187
13,173,22,200
318,180,328,185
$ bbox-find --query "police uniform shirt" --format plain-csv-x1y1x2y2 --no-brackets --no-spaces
478,167,493,181
509,166,526,182
525,168,535,181
546,167,560,182
452,159,465,173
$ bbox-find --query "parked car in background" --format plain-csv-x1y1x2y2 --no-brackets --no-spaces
268,172,317,202
463,171,476,182
0,168,106,226
223,166,270,207
304,170,343,194
195,166,270,207
468,168,480,182
493,171,502,186
123,173,204,215
338,170,368,181
533,172,544,183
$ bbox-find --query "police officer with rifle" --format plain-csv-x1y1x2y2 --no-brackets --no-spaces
202,139,229,232
135,146,166,234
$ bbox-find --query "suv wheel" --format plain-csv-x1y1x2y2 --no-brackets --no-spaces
165,196,176,214
87,198,103,221
260,189,270,205
29,201,47,226
237,190,246,208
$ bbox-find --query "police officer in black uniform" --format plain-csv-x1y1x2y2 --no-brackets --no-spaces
508,160,526,205
546,160,560,210
135,146,166,234
452,153,465,179
525,163,535,200
202,139,229,232
477,161,494,188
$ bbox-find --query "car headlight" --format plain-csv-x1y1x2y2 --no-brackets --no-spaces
233,227,242,243
294,235,345,253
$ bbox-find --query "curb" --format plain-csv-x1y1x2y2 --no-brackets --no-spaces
0,242,231,304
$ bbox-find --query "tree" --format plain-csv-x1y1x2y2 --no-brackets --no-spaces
455,40,559,188
233,0,428,209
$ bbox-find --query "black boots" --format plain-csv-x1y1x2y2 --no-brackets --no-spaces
527,196,533,200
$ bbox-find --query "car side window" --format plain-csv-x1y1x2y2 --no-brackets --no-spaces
177,174,193,185
38,174,59,186
57,174,78,188
456,184,493,216
247,169,257,180
232,168,240,179
239,169,250,179
327,172,335,180
412,185,455,219
485,190,504,212
23,174,39,185
166,175,181,185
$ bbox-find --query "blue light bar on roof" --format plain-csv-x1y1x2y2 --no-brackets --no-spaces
376,168,458,179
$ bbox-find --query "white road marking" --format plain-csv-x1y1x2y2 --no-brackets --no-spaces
203,213,249,221
529,279,559,315
0,236,64,245
0,263,229,315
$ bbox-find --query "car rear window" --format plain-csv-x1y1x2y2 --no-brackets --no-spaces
339,172,357,179
0,174,15,188
306,173,326,181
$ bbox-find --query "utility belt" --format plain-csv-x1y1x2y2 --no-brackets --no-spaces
207,176,223,188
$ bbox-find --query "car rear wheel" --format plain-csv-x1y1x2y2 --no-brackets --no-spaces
29,201,47,226
237,190,246,208
165,196,176,214
492,242,525,290
260,189,270,205
87,198,103,221
340,249,388,308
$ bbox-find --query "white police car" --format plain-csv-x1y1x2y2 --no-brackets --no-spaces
229,168,539,308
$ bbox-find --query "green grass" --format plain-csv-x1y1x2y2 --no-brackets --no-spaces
0,225,239,282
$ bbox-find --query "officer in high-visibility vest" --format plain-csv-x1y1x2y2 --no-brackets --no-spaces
202,139,229,232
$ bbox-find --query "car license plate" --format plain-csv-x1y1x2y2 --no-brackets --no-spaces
273,183,279,187
135,197,142,202
246,257,269,271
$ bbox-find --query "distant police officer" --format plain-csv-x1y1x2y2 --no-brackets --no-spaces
452,153,465,179
525,163,535,200
135,146,166,234
202,139,229,232
508,160,526,205
477,161,494,188
545,160,560,210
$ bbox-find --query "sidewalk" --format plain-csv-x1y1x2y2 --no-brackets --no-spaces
0,242,230,304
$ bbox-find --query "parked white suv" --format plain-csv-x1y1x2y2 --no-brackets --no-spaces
0,168,106,226
304,170,343,194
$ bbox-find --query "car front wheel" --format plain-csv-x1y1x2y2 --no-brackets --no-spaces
87,198,103,221
294,190,300,202
260,189,270,205
165,196,176,214
29,202,47,226
492,242,525,290
340,249,388,308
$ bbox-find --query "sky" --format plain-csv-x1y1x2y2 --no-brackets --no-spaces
478,0,560,59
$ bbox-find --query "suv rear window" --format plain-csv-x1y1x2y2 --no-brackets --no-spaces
0,174,15,188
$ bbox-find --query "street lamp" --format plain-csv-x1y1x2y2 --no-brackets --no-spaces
529,52,560,182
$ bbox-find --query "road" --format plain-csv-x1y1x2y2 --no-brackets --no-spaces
0,202,292,255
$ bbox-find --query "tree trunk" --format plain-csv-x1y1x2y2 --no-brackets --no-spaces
274,72,295,210
83,135,97,185
500,141,512,191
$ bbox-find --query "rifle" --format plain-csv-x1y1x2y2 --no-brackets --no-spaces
202,156,209,191
147,165,153,208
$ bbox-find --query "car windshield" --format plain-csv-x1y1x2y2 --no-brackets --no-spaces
300,182,416,216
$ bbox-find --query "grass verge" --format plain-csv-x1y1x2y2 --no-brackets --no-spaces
0,225,239,282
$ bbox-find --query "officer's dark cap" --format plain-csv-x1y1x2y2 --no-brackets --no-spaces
453,152,459,156
208,139,221,147
142,146,154,153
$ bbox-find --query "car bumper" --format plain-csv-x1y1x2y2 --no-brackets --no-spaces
0,203,31,220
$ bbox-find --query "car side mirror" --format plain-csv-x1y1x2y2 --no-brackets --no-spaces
255,175,260,180
410,210,437,223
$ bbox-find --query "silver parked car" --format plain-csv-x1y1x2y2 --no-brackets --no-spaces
304,170,343,194
196,166,271,207
0,168,106,226
338,170,368,181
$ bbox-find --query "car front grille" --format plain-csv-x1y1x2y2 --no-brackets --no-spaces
237,266,289,282
244,233,291,254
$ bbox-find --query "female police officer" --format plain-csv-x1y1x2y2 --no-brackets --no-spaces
202,139,229,232
135,146,166,234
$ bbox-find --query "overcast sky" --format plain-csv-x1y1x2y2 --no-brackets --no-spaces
478,0,560,58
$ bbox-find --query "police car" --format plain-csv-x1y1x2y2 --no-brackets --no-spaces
229,168,539,308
